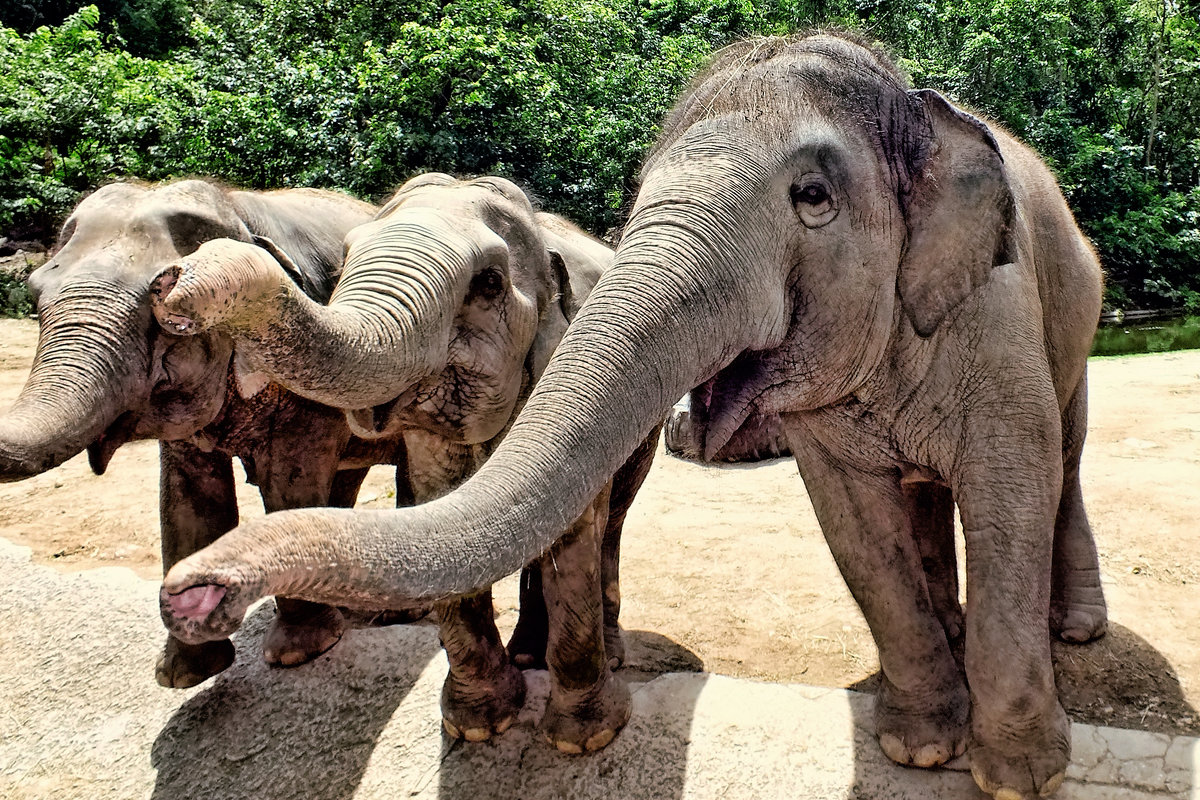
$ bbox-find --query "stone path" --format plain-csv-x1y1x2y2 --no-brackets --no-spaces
1,539,1195,800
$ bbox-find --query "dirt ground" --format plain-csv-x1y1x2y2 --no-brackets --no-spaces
0,317,1196,738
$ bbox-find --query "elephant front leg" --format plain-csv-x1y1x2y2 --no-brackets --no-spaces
786,418,969,769
599,426,661,668
539,485,631,753
955,412,1071,800
1051,376,1107,643
156,440,238,688
436,590,527,741
256,410,351,668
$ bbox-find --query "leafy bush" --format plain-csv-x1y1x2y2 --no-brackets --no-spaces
0,0,1197,308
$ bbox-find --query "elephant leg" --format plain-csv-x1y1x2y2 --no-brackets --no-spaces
601,425,660,667
508,427,659,672
156,440,238,688
399,432,523,738
507,564,549,669
540,483,631,753
1051,375,1107,643
257,410,350,668
954,412,1070,800
902,479,963,649
785,417,969,769
436,589,526,741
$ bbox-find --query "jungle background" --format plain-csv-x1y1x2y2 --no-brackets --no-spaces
1,0,1198,311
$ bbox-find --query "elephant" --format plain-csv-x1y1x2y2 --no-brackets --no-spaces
149,173,659,751
0,179,415,688
664,396,791,462
156,34,1107,799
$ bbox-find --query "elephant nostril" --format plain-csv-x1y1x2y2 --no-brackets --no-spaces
167,584,226,620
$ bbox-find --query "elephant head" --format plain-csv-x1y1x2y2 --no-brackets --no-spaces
0,180,371,482
149,173,599,448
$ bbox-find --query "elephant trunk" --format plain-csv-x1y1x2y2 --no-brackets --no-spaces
0,281,147,480
153,232,463,412
163,160,789,640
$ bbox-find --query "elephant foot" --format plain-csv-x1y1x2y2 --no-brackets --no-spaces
541,670,631,754
969,703,1071,799
263,599,345,668
155,636,235,688
1050,593,1107,644
441,661,527,742
874,676,969,768
507,619,548,670
604,623,626,669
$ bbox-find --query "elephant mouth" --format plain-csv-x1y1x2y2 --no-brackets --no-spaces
689,353,779,460
86,411,140,475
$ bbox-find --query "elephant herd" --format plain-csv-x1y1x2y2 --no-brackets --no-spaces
6,34,1111,800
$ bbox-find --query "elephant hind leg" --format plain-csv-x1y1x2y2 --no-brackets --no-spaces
1051,375,1107,643
903,479,963,654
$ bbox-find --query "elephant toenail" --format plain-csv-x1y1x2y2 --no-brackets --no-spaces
1040,772,1065,796
555,739,584,755
994,788,1023,800
913,743,947,768
585,729,616,751
463,727,491,742
443,719,462,739
494,716,515,734
878,733,908,764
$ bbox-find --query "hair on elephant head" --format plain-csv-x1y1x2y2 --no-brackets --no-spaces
158,34,1104,797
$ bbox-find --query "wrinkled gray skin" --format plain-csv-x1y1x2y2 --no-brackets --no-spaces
158,36,1106,797
1,180,404,688
150,173,657,751
665,395,790,462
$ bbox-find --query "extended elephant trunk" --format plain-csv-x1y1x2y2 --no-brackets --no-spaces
162,162,788,642
151,230,464,413
0,282,146,481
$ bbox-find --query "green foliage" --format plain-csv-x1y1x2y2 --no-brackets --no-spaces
1,0,1197,308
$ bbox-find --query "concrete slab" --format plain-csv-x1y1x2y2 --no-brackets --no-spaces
1,538,1195,800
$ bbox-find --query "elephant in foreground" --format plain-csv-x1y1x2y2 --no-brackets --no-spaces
0,180,409,687
151,173,658,751
158,35,1106,798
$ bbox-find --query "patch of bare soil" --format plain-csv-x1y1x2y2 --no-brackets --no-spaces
0,317,1195,736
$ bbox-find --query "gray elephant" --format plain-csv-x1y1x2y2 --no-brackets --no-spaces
157,35,1106,799
0,179,409,688
150,173,658,751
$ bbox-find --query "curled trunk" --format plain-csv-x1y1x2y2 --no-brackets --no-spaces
154,236,458,412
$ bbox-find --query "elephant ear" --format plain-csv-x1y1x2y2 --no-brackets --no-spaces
898,89,1015,337
526,249,575,382
252,235,321,299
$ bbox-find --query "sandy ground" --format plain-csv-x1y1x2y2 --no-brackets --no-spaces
0,317,1196,737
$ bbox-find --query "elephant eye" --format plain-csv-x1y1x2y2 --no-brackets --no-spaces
790,175,838,228
469,267,506,301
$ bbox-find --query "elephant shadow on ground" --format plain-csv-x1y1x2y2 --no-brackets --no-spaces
434,630,705,800
151,602,442,800
844,620,1199,798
